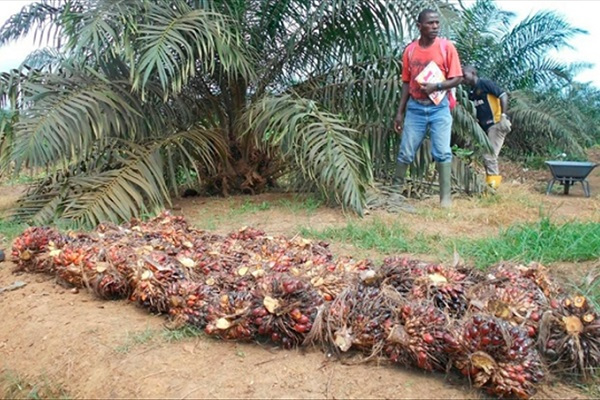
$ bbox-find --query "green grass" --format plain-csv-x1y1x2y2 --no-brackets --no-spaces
574,270,600,312
162,325,205,342
0,370,70,400
0,219,28,244
278,195,323,214
300,218,431,254
115,327,157,353
450,218,600,269
228,199,272,216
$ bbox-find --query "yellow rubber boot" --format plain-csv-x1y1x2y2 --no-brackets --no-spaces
486,175,502,189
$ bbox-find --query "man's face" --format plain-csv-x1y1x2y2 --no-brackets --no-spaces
417,12,440,40
463,69,477,85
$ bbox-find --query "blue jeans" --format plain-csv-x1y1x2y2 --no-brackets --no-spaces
397,96,452,164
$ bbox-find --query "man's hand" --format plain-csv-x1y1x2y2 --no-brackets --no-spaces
497,113,512,132
394,114,404,133
419,82,440,95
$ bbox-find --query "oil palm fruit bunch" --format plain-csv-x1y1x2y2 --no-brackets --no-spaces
384,302,455,371
376,256,421,292
250,273,323,348
409,263,478,317
11,227,65,273
451,314,544,399
469,281,547,339
53,242,98,287
88,262,130,300
129,259,188,313
311,284,391,356
539,294,600,378
204,290,256,341
488,262,560,298
166,280,214,328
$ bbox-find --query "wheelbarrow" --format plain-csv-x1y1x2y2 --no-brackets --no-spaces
545,161,598,197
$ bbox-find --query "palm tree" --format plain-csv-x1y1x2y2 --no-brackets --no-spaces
1,0,450,227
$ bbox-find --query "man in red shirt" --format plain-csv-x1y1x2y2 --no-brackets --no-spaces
393,9,463,208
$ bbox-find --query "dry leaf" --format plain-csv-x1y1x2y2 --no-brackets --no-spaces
238,267,249,276
311,277,325,287
429,273,448,285
263,296,280,314
334,327,353,352
216,318,232,330
96,263,108,273
177,256,196,268
205,277,216,286
48,249,62,257
141,270,153,280
251,269,264,278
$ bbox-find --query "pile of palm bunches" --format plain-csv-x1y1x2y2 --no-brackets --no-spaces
539,294,600,378
9,212,600,399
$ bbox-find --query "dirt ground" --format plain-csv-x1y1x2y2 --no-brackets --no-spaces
1,151,599,399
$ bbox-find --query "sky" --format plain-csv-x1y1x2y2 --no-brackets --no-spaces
0,0,599,87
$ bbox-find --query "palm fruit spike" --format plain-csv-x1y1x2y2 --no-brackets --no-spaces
488,262,560,298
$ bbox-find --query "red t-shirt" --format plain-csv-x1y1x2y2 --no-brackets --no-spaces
401,38,462,101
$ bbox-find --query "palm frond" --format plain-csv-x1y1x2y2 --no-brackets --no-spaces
11,126,228,227
12,72,143,169
21,47,67,72
133,1,254,96
509,90,587,157
60,145,168,227
245,94,371,214
0,110,15,176
0,0,65,47
63,0,141,61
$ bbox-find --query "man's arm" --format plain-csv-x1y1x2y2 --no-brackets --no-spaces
394,82,410,133
499,92,509,114
421,77,462,95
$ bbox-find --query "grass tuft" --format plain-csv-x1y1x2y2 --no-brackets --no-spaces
0,219,28,246
450,218,600,269
162,326,204,342
114,327,156,353
300,219,430,254
0,370,70,399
